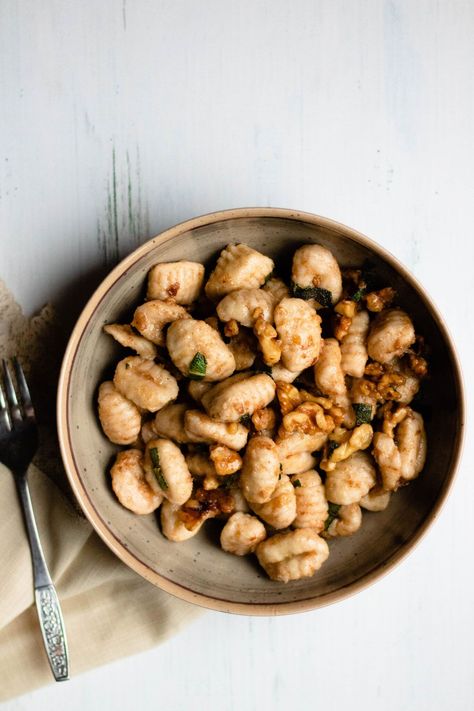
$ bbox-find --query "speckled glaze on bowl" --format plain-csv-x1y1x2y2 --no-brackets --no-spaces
57,208,464,615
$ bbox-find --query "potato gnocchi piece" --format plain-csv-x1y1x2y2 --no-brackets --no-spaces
184,410,249,450
263,277,290,305
360,487,391,512
98,381,142,445
143,439,193,505
367,308,416,364
291,470,328,532
114,356,178,412
111,449,162,514
292,244,342,306
274,298,322,372
187,380,213,402
153,403,207,444
325,450,377,505
205,243,274,300
325,503,362,538
340,310,370,377
166,319,235,381
276,430,327,459
147,261,205,304
103,323,157,358
132,299,190,346
201,373,276,423
249,474,297,529
280,451,318,475
220,512,267,556
271,363,301,383
160,500,204,541
217,288,274,327
314,338,354,427
373,408,426,490
256,528,329,582
240,436,280,504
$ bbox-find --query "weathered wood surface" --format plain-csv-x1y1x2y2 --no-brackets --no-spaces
2,1,473,709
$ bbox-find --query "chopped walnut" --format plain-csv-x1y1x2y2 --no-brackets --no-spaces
251,407,277,434
209,444,242,476
295,391,345,428
320,424,373,472
364,362,385,379
334,314,352,341
253,308,281,366
281,401,335,436
381,403,409,437
364,287,396,312
334,299,357,318
377,372,405,400
224,319,240,337
275,381,302,415
405,350,428,378
178,488,235,530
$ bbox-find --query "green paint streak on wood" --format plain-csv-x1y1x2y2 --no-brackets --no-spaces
111,146,119,261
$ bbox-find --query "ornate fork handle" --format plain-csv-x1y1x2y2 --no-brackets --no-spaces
16,475,69,681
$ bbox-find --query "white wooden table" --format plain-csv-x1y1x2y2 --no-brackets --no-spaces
2,2,474,709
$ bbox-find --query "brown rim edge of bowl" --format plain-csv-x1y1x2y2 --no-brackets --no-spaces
57,207,466,616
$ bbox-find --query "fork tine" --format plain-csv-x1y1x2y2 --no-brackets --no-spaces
2,360,22,425
0,383,12,432
13,358,36,421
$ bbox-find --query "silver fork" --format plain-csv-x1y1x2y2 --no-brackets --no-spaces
0,358,69,682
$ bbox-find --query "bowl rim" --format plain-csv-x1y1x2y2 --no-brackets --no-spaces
57,207,465,616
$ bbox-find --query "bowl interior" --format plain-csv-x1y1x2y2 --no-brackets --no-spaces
63,213,462,612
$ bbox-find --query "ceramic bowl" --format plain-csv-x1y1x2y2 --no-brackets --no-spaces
57,208,464,615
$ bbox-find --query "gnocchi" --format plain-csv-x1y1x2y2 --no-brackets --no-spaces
256,529,329,582
143,438,193,505
184,409,249,450
99,240,429,583
340,310,370,377
205,243,274,299
114,356,178,412
220,513,267,556
98,381,141,445
325,450,377,505
201,372,276,422
103,323,158,358
291,470,328,532
274,298,322,371
216,288,274,327
147,260,205,304
292,244,342,306
110,449,162,514
167,319,236,381
240,436,280,504
249,474,297,529
367,308,415,364
132,299,190,346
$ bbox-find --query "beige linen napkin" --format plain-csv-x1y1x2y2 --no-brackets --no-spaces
0,281,203,702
